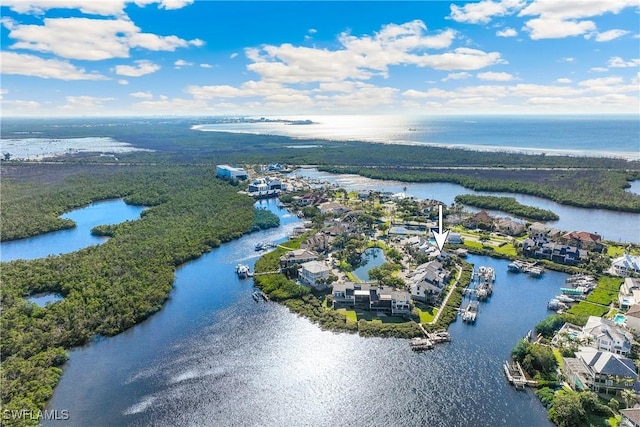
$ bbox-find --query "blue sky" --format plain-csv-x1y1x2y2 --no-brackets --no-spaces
1,0,639,116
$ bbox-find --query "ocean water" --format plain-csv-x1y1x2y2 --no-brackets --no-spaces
195,115,640,160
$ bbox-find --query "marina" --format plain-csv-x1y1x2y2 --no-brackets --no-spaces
462,266,495,303
547,274,597,312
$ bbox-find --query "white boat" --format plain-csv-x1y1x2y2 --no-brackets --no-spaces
478,266,496,283
555,294,575,303
236,264,250,279
507,261,524,273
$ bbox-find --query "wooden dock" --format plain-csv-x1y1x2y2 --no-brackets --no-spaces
503,361,528,389
410,324,451,351
462,301,478,323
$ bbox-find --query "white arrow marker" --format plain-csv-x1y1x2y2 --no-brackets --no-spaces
432,204,450,252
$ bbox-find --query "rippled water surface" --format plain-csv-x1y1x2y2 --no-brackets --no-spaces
44,199,561,427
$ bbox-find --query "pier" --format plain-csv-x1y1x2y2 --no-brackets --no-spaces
410,323,451,350
503,360,537,389
462,301,478,323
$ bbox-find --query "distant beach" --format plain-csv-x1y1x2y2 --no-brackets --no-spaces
0,137,153,160
192,115,640,161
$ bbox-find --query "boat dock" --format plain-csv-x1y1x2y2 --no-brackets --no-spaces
503,360,537,389
462,301,478,323
236,264,252,279
507,260,544,277
252,289,270,302
410,324,451,351
462,266,495,302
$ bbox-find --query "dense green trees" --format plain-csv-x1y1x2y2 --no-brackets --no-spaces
454,194,559,220
1,165,259,426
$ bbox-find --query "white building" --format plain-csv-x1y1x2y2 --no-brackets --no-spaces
612,253,640,277
299,260,331,289
582,316,633,356
216,164,248,180
619,278,640,310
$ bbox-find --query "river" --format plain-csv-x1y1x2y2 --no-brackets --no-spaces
292,168,640,244
30,197,568,426
0,199,145,262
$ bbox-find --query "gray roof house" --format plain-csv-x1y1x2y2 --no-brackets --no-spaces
583,316,633,356
564,347,638,393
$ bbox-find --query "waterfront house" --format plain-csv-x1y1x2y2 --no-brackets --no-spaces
625,304,640,332
332,282,411,315
407,261,450,303
612,254,640,277
563,347,637,394
495,218,526,236
463,210,494,230
299,260,332,289
582,316,633,356
561,231,603,251
621,408,640,427
216,164,248,180
619,278,640,310
528,222,560,239
280,249,320,268
522,238,585,265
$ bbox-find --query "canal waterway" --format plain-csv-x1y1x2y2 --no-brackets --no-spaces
39,197,565,426
292,168,640,244
0,199,145,262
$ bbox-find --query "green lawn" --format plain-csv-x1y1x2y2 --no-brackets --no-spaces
494,243,518,256
416,306,438,323
336,308,358,323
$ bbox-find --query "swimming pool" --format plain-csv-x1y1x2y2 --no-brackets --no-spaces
613,314,627,325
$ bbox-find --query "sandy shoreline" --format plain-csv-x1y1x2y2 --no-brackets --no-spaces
0,137,153,160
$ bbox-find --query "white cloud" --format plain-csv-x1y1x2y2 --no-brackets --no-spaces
63,95,115,111
308,28,317,34
449,0,525,24
555,78,572,83
242,21,497,84
519,0,638,40
118,79,129,85
558,57,574,62
200,63,213,68
174,59,193,68
3,17,202,61
187,80,306,100
4,99,41,108
2,0,194,16
476,71,516,81
114,60,160,77
608,56,640,68
523,18,596,40
132,97,209,113
130,91,154,99
590,67,609,72
442,72,471,81
496,27,518,37
519,0,639,20
592,29,630,41
1,51,108,80
230,53,238,59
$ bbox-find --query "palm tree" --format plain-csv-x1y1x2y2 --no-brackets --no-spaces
621,388,636,408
